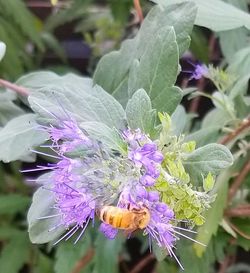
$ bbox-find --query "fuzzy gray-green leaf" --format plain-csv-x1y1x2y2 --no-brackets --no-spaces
183,143,233,184
28,81,126,130
94,3,196,108
126,89,156,135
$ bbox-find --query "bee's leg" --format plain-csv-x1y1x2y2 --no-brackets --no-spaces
123,229,135,238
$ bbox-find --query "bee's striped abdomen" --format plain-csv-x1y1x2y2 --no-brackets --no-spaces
100,206,134,229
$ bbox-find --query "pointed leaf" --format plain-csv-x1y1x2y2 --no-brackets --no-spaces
94,3,196,108
55,238,92,273
183,144,233,184
126,89,156,135
159,0,250,31
28,83,126,130
128,27,181,113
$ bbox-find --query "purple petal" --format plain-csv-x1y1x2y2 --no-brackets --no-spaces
140,175,155,186
99,223,118,239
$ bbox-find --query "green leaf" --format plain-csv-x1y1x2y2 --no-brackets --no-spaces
15,72,91,105
193,169,232,257
44,0,91,31
0,233,29,273
0,41,6,61
234,95,250,119
16,71,60,92
219,28,249,63
171,105,187,136
27,186,64,244
126,89,156,136
156,260,178,273
93,233,124,273
55,237,92,273
152,241,167,262
229,73,250,99
190,27,209,63
34,252,54,273
177,239,211,273
0,98,25,126
0,88,16,101
201,108,232,129
128,27,181,113
94,3,196,108
232,218,250,251
0,23,24,78
0,194,30,215
0,114,48,163
160,0,250,31
183,143,233,184
0,227,23,240
218,0,250,62
212,92,235,114
28,80,126,130
184,126,221,147
227,47,250,78
0,0,44,50
220,219,237,238
109,0,132,23
203,173,215,192
80,121,126,152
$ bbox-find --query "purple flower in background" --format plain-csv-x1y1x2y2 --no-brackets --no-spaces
190,63,209,80
182,60,209,81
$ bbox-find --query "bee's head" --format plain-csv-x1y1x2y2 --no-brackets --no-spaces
138,208,150,229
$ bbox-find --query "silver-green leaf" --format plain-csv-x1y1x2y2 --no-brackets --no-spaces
126,89,156,135
183,143,233,184
158,0,250,31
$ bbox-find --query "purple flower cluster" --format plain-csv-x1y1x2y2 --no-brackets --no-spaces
123,129,163,186
46,119,93,154
31,119,187,263
33,117,124,243
41,119,99,241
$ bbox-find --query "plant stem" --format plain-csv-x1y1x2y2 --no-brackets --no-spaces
130,253,155,273
227,221,250,240
0,78,29,96
71,248,94,273
228,160,250,203
220,117,250,145
133,0,143,23
217,254,234,273
225,205,250,217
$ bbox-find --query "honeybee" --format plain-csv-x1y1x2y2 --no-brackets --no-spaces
99,205,150,230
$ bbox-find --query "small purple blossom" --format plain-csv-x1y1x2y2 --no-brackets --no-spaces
182,61,209,81
123,129,163,187
99,223,118,239
190,63,209,80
